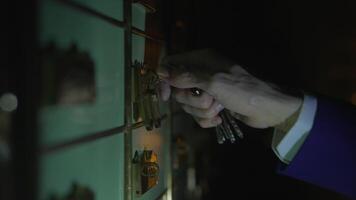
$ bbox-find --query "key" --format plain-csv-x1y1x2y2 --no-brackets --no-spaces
137,63,162,131
133,61,153,130
141,66,154,131
224,110,244,139
151,94,161,128
220,110,236,143
190,88,243,144
215,125,226,144
219,112,232,141
132,60,142,121
143,95,154,131
146,69,161,128
140,62,154,130
190,88,227,143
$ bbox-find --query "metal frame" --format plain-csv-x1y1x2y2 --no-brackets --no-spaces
40,125,126,153
123,0,133,199
57,0,125,27
57,0,163,43
132,27,163,43
41,114,168,154
133,0,157,13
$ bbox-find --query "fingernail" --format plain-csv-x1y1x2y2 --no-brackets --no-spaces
215,103,224,112
159,82,171,101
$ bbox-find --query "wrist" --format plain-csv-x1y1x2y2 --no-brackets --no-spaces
272,93,303,126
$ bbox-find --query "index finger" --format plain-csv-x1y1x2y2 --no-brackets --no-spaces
158,57,202,89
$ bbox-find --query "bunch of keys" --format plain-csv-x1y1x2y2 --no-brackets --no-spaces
191,88,244,144
132,60,161,131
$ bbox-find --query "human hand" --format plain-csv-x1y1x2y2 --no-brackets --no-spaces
158,49,302,129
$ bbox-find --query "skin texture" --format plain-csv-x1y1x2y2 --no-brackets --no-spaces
158,49,302,129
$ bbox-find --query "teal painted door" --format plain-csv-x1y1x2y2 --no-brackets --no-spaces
38,0,125,199
38,0,171,200
39,0,125,146
39,134,125,200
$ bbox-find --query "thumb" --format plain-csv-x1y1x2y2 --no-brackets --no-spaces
167,71,202,89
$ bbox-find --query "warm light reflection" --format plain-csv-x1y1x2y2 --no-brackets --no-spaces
135,127,162,150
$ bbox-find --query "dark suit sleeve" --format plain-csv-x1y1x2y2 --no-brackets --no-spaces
278,98,356,199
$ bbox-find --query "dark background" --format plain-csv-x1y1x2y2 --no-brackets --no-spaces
1,1,39,200
163,0,356,199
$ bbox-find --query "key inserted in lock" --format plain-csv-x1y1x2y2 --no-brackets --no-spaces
132,60,162,131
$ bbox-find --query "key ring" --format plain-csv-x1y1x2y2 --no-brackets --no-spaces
190,88,244,144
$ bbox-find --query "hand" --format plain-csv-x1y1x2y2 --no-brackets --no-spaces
158,49,302,129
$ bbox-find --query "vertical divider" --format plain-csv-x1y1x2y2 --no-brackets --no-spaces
124,0,133,199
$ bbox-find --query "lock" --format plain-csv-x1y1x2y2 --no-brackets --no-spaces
132,149,160,196
132,60,162,130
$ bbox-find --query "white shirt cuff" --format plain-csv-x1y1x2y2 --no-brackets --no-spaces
275,95,318,161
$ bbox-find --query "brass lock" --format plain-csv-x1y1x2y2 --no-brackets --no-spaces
132,60,161,130
132,149,160,196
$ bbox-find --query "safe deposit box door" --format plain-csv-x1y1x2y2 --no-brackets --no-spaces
38,0,125,199
38,1,171,200
38,0,125,146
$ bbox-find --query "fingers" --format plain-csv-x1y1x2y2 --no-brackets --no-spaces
159,49,222,89
158,62,201,88
157,63,200,101
160,49,215,70
168,72,200,89
193,115,222,128
172,87,223,128
173,88,214,109
159,81,171,101
181,101,224,119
